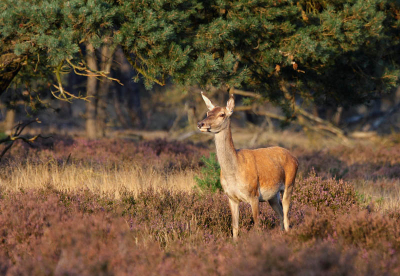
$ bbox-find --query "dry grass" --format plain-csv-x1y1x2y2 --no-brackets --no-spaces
353,178,400,212
0,161,197,198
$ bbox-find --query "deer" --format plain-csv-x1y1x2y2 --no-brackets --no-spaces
197,92,299,240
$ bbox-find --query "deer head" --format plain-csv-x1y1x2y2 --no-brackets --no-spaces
197,92,235,133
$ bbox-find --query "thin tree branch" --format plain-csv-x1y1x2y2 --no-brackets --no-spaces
0,119,52,162
232,90,349,143
231,88,262,99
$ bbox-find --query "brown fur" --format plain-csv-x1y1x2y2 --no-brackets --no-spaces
198,93,299,240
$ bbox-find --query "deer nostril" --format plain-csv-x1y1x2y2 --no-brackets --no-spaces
198,122,204,128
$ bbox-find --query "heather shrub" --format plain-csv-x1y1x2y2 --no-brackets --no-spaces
335,210,400,251
293,172,358,213
1,136,400,274
294,141,400,181
294,242,360,276
293,207,400,253
56,188,117,214
228,233,297,276
119,173,361,243
121,189,233,241
0,188,399,275
194,153,222,193
228,233,362,276
295,208,336,241
296,149,345,179
1,137,208,171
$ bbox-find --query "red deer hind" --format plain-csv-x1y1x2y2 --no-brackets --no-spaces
197,92,299,240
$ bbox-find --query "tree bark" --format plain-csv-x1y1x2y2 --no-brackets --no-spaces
0,53,24,97
96,46,114,137
332,106,343,126
85,43,98,139
187,104,196,130
4,108,16,135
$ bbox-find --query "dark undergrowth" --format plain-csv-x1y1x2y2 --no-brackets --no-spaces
0,137,209,172
0,174,399,275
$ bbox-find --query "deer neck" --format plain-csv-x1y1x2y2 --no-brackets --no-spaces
214,120,238,175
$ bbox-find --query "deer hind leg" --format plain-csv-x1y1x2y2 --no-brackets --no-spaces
228,198,239,240
282,184,294,231
268,193,284,230
249,197,260,230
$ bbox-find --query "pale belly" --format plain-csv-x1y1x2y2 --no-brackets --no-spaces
258,183,284,202
221,176,284,203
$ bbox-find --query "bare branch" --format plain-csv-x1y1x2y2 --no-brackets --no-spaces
234,99,349,144
51,57,125,103
233,105,253,112
13,118,41,137
234,105,287,121
65,59,123,85
295,106,348,142
0,119,52,162
0,143,13,161
231,88,262,99
253,110,287,121
51,61,92,102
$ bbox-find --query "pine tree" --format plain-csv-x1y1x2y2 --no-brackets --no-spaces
1,0,399,109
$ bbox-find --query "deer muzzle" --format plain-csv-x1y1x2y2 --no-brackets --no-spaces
197,120,210,132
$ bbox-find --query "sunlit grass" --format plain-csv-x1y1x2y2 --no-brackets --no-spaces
0,160,197,198
353,178,400,212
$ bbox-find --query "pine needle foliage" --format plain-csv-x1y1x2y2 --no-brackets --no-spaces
194,153,222,193
1,0,399,108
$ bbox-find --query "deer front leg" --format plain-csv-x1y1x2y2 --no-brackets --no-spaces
228,198,239,240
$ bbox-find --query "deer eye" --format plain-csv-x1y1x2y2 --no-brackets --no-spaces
220,113,225,118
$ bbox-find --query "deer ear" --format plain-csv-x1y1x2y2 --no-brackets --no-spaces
201,91,215,111
226,94,235,115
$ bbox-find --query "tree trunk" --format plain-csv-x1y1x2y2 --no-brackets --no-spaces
187,103,196,130
85,43,98,139
332,106,343,126
4,108,16,135
96,46,114,137
0,52,24,97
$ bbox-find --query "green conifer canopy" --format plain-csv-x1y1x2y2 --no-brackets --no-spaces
1,0,399,107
